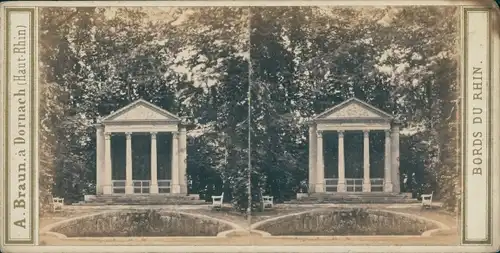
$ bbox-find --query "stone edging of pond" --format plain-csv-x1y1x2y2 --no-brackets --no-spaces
41,209,243,239
249,208,451,238
216,229,272,237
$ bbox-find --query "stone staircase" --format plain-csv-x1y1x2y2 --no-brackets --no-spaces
74,194,207,206
286,192,418,204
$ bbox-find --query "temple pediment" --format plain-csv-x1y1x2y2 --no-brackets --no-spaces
101,99,180,123
314,98,393,120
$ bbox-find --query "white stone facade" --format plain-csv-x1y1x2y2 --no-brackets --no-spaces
95,99,188,195
308,98,401,193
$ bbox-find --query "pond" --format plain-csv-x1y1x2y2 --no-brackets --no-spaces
49,209,235,237
252,208,441,236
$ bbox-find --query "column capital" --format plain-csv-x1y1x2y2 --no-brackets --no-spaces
172,131,179,138
125,132,132,139
384,129,391,135
392,119,401,126
338,130,345,137
179,127,187,133
363,130,369,137
150,132,157,139
316,130,323,138
104,132,111,140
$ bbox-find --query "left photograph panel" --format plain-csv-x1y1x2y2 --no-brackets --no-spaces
36,7,251,245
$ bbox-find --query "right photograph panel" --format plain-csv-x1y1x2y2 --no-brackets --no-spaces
248,6,460,246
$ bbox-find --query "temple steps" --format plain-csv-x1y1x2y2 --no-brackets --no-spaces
75,194,207,205
286,192,419,204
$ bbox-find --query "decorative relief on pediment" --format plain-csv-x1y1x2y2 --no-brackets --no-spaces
325,103,380,119
113,105,171,121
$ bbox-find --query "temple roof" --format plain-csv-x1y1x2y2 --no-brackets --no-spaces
100,99,180,124
313,98,394,121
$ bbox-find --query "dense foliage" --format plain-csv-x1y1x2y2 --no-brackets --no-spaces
39,6,459,214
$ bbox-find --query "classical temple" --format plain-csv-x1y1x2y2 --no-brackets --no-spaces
306,98,405,197
84,99,203,205
82,98,411,205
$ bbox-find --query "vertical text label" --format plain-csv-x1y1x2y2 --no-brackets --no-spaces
5,9,34,244
463,9,490,244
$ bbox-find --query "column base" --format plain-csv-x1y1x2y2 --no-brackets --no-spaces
384,182,393,192
337,182,346,192
125,185,134,194
179,185,188,194
393,183,400,193
315,183,324,193
171,184,181,194
308,184,315,193
103,185,113,195
96,184,103,195
362,182,371,192
150,184,159,194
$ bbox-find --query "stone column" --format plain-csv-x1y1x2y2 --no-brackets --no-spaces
96,126,104,195
308,125,317,193
315,130,324,193
337,130,346,192
178,127,187,194
391,122,401,193
103,132,113,194
362,130,371,192
125,132,134,194
150,132,159,194
384,129,393,192
171,132,180,194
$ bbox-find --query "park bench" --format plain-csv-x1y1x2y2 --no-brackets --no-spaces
211,192,224,209
421,191,433,208
262,195,274,209
52,197,64,212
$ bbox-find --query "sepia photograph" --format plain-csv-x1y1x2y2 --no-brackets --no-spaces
1,1,498,252
36,5,460,246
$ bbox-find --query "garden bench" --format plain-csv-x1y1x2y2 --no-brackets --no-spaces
421,191,433,208
262,195,274,209
211,192,224,209
52,197,64,212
